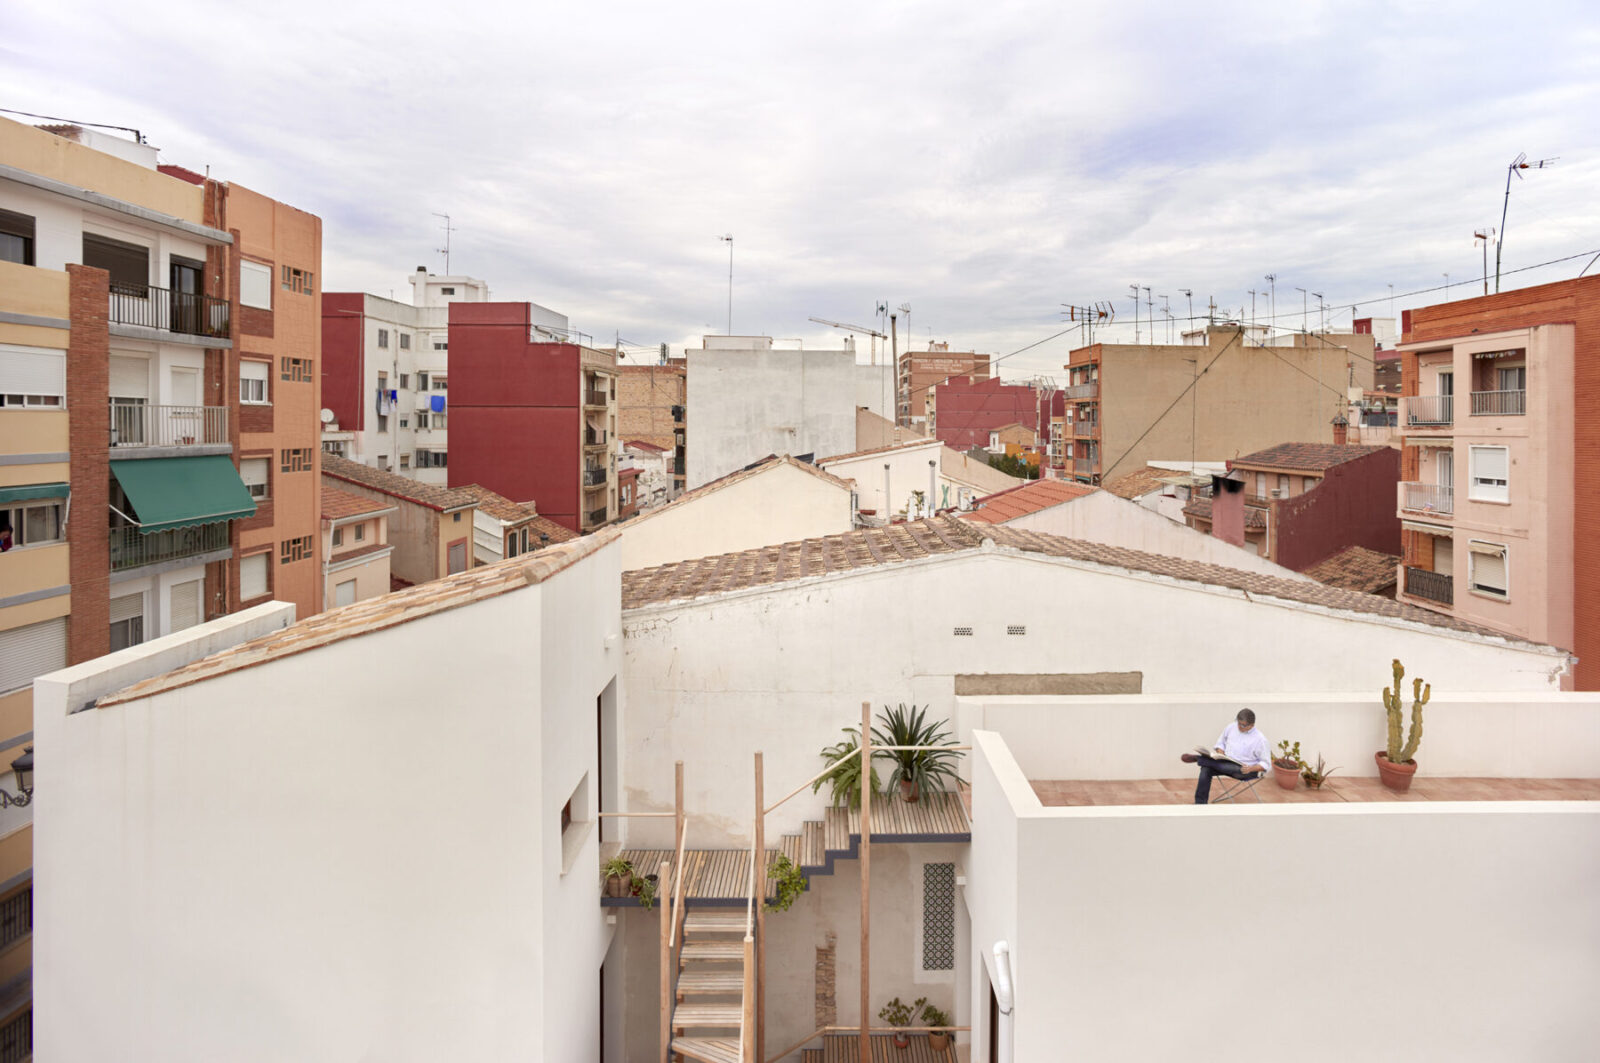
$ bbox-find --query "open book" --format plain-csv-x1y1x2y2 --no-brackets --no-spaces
1194,746,1241,765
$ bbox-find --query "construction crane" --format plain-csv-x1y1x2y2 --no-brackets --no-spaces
809,316,889,365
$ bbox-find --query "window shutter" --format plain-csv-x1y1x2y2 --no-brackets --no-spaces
335,580,357,606
108,355,149,398
170,579,202,632
241,360,269,386
240,554,268,600
1475,447,1508,480
0,617,68,695
109,593,144,624
240,458,268,491
1472,548,1507,594
240,261,273,310
0,345,67,396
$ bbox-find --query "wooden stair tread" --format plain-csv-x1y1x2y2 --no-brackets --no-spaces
680,941,745,961
673,1002,743,1025
671,1036,742,1063
803,820,825,867
683,910,749,932
677,970,746,993
803,1050,823,1063
781,833,803,867
825,807,849,852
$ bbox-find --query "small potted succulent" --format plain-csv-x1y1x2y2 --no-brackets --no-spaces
602,856,634,899
1272,739,1304,791
1300,753,1340,790
921,1003,952,1052
1377,659,1429,792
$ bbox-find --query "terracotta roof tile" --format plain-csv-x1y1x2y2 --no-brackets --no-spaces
321,486,394,522
1304,546,1401,595
623,517,1524,645
1181,497,1265,530
1231,442,1390,473
620,455,854,529
961,479,1096,523
625,440,668,453
453,484,539,525
322,454,477,512
1104,466,1187,501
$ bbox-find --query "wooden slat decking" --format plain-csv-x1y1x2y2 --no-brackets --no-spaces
671,1036,742,1063
819,1032,957,1061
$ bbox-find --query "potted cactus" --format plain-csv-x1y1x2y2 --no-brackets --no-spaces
1272,739,1304,790
1376,659,1429,792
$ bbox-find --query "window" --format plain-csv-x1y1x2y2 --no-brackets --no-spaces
416,372,429,391
0,616,67,695
240,458,269,500
280,535,313,564
280,357,313,383
399,418,408,429
83,233,149,294
170,579,202,632
415,412,428,429
109,594,144,652
1255,473,1267,499
240,552,269,601
1277,474,1290,496
507,532,520,559
335,579,357,606
1,344,67,406
354,523,365,542
377,414,388,432
441,286,456,295
332,527,343,547
2,497,65,547
1469,445,1510,503
377,328,390,349
399,374,410,390
399,453,410,469
433,341,447,351
922,862,956,971
415,449,448,469
0,208,35,266
281,265,314,294
239,261,273,310
399,334,411,350
240,360,270,404
1497,365,1526,392
447,540,467,574
280,448,313,474
432,376,448,391
1469,542,1508,598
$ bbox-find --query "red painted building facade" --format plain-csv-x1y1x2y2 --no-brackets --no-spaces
930,376,1061,450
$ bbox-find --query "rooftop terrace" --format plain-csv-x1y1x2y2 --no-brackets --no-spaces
1031,776,1600,806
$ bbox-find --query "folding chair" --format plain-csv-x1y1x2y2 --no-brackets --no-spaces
1211,767,1266,804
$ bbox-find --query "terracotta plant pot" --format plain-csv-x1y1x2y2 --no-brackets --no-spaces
929,1031,950,1051
892,1032,910,1049
1375,751,1418,792
605,874,630,898
900,778,920,803
1272,759,1301,790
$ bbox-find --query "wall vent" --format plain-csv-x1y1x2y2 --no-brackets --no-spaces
952,626,974,637
1007,625,1027,636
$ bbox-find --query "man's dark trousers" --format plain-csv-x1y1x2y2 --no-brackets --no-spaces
1193,756,1258,803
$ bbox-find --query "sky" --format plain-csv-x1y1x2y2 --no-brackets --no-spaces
5,1,1598,379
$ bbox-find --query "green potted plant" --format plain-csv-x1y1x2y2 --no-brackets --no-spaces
872,704,961,804
920,1003,952,1052
813,727,882,810
1377,658,1429,792
602,856,634,899
1300,753,1340,790
878,996,926,1050
632,872,657,910
765,854,808,912
1272,739,1304,791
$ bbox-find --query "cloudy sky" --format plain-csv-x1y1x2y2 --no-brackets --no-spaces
6,1,1597,377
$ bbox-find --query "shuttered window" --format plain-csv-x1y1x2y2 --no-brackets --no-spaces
0,616,67,695
335,579,357,606
170,579,202,632
240,458,269,500
108,355,150,399
1469,541,1508,597
240,360,270,404
1469,446,1509,503
239,261,273,310
0,344,67,402
240,553,269,601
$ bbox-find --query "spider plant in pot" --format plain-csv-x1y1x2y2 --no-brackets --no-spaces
812,727,883,810
602,856,634,898
873,704,960,804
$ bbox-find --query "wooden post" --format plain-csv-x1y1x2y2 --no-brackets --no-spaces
741,933,757,1063
675,760,685,850
858,699,872,1063
754,752,766,1063
659,858,672,1063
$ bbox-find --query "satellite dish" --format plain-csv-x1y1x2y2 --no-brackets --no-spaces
320,408,335,424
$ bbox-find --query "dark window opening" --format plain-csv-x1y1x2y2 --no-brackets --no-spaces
83,233,149,294
0,208,35,266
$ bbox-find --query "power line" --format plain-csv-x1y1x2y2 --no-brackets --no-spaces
1098,328,1245,482
0,106,143,142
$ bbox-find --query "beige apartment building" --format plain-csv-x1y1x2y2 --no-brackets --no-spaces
1064,324,1375,484
897,342,990,426
0,115,324,1046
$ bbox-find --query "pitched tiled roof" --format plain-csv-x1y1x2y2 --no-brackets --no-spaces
99,531,618,708
620,455,854,529
1103,466,1179,501
453,484,539,525
961,479,1096,523
322,454,477,512
321,486,395,522
815,439,940,465
1231,443,1389,472
622,517,1522,644
1181,496,1267,530
626,439,668,453
1304,546,1401,595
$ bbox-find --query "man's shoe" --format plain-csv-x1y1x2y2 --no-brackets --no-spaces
1180,753,1200,764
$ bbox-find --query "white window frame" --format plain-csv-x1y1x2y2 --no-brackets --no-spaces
1468,445,1510,504
0,616,68,696
377,328,390,349
239,260,273,310
1468,540,1509,599
240,359,270,405
0,344,67,406
3,497,66,548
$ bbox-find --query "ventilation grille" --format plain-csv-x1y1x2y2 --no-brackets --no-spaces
1007,625,1027,636
952,626,974,637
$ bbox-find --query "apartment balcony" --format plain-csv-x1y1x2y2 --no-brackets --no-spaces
1402,394,1453,428
584,507,607,527
1073,420,1099,439
1470,389,1526,417
584,388,609,409
583,466,608,488
1073,456,1097,476
109,521,231,573
108,285,230,340
1400,481,1454,517
109,401,229,452
585,427,608,449
1403,566,1453,607
1063,381,1098,400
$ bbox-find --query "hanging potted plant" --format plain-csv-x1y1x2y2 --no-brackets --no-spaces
1272,739,1304,791
872,704,960,804
602,856,634,899
812,727,882,810
1377,659,1429,792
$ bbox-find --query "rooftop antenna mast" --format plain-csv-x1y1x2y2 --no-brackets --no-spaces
1128,285,1141,343
1496,153,1556,292
1265,274,1277,343
432,212,455,274
1474,229,1496,296
718,234,734,334
1060,301,1116,347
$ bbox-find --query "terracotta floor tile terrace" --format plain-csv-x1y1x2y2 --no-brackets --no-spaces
1030,776,1600,806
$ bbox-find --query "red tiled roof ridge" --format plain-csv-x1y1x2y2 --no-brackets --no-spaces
1230,442,1390,472
960,478,1097,524
321,454,478,512
320,485,396,522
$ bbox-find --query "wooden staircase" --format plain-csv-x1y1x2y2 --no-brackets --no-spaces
670,910,750,1063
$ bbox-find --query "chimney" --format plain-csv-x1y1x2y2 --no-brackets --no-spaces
1331,414,1349,446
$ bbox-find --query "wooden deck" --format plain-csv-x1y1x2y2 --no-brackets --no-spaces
804,1033,957,1061
603,791,969,905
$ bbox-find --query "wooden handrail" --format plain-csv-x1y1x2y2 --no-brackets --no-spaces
764,1026,829,1063
765,1023,972,1061
658,858,672,1063
668,819,690,947
597,810,676,818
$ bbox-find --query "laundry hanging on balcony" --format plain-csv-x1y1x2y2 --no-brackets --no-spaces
110,456,256,533
430,395,446,412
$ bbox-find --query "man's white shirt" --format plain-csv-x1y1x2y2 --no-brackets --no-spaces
1215,722,1270,772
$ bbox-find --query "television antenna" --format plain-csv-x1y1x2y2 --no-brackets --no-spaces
432,212,455,274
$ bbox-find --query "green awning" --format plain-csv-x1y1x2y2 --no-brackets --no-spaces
0,483,69,505
111,456,256,534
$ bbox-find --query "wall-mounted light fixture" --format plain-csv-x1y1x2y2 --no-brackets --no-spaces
0,747,32,808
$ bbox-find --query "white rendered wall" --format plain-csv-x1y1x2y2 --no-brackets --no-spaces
965,732,1600,1062
619,460,854,571
621,549,1568,846
1002,491,1311,580
855,362,895,422
34,545,621,1063
686,345,860,488
822,441,951,519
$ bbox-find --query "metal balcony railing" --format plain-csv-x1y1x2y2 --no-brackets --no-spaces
584,388,609,407
1072,420,1099,438
108,285,230,339
585,427,608,447
1404,566,1453,606
1063,381,1098,399
1470,389,1526,416
1404,394,1453,427
109,401,229,449
109,521,231,573
1073,456,1096,475
1401,481,1454,515
583,467,608,487
586,507,607,526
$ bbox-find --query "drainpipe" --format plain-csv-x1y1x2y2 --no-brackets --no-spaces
884,463,892,523
993,941,1015,1061
928,459,937,517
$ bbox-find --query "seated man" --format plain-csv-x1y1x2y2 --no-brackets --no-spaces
1181,708,1270,804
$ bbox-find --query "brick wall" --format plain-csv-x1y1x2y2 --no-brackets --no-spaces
617,365,684,451
65,265,110,664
